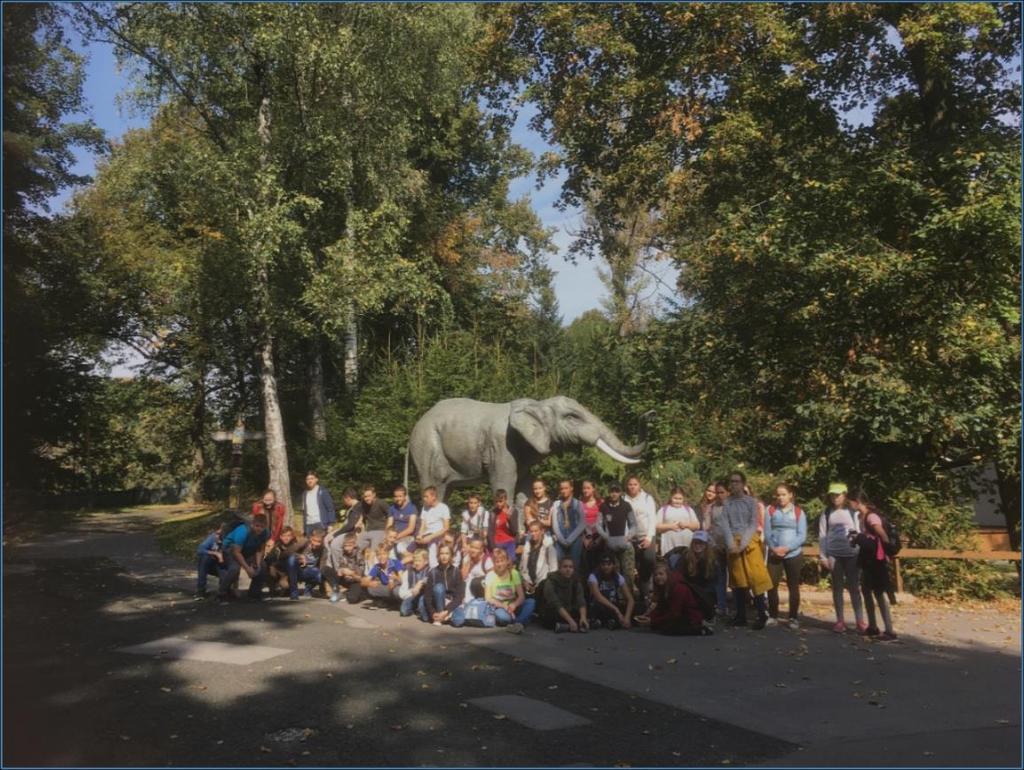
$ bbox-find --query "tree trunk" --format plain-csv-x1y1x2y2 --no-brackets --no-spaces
308,337,326,442
186,366,207,503
259,330,291,516
254,91,293,515
996,461,1021,554
343,310,358,390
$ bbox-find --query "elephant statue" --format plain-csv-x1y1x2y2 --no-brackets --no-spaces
408,396,650,504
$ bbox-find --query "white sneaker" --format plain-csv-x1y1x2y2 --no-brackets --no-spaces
505,622,524,635
765,617,779,628
432,620,443,627
788,618,800,630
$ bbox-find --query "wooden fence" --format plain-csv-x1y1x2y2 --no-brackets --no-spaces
802,545,1021,593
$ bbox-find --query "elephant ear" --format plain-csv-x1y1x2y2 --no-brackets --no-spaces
509,400,552,455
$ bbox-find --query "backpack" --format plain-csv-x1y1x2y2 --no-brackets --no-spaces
879,514,901,557
461,598,496,628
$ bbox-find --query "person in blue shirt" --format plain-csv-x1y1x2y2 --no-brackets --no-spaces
195,523,229,599
762,483,808,629
360,543,403,605
386,484,419,549
217,513,270,601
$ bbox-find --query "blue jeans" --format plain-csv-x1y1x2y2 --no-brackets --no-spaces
219,557,267,598
714,552,729,612
196,552,223,592
286,555,322,598
400,594,428,621
493,597,536,626
431,583,465,626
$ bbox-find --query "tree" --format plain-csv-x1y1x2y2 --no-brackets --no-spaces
77,3,554,509
484,2,1021,541
3,3,107,491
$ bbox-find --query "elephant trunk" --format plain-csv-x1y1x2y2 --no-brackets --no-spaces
592,415,647,465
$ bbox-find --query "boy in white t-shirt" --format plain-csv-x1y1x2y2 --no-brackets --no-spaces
415,485,451,568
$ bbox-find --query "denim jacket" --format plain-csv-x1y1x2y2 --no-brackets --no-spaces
551,497,585,546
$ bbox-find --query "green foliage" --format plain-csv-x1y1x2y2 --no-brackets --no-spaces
155,508,229,562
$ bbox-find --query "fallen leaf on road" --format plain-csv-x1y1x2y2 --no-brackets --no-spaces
547,685,558,690
421,684,430,690
389,724,405,731
301,751,310,756
119,735,131,742
492,714,507,720
666,658,677,664
160,687,172,693
416,670,427,676
326,673,333,678
170,735,178,740
459,703,468,708
672,752,681,757
259,746,272,753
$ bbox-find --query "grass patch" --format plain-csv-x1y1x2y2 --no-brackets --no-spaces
156,508,235,562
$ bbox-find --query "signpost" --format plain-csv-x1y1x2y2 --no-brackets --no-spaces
212,417,265,512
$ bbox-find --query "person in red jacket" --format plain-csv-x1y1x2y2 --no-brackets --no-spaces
252,489,288,547
636,561,712,636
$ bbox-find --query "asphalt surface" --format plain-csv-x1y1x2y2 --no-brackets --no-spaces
3,507,1021,767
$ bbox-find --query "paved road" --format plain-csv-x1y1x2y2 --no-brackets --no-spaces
3,507,1021,767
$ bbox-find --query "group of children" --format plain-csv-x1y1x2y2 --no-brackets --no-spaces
196,472,897,640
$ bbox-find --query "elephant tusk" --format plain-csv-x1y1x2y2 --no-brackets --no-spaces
596,438,642,465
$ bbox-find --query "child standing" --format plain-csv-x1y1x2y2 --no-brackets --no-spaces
849,490,898,641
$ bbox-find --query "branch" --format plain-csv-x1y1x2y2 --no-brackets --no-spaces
79,5,230,154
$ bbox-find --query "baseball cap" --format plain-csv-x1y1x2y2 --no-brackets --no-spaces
827,482,848,496
691,530,710,544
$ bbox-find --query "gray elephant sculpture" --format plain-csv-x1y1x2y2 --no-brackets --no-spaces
408,396,650,503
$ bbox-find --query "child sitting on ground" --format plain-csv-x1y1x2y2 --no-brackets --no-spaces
483,547,534,634
587,552,635,630
541,557,589,633
360,543,404,606
398,549,432,621
194,522,229,599
289,526,327,600
267,526,305,596
635,561,711,636
324,532,365,603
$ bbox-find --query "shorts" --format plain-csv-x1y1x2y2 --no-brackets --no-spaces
860,558,891,593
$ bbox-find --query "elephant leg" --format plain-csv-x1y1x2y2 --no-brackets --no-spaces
488,464,517,506
513,473,533,513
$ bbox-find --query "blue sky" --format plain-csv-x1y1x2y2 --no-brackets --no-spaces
55,32,679,327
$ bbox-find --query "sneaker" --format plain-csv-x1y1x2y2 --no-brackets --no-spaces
700,626,715,636
554,622,570,634
878,631,898,642
764,617,778,627
865,626,881,637
832,621,847,634
329,591,340,603
589,618,603,630
604,618,620,631
578,625,588,634
289,593,300,601
305,586,316,598
751,616,768,631
432,620,443,627
193,591,208,600
215,592,233,603
856,621,870,634
505,623,524,635
788,618,800,630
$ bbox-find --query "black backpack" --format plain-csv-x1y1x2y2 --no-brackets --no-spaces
880,515,902,557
